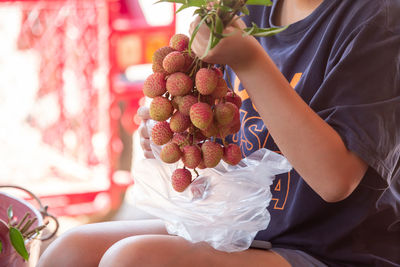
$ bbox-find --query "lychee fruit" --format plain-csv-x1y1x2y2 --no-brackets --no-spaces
181,145,202,169
195,68,219,95
212,66,223,77
225,91,242,109
201,121,218,138
201,141,223,168
189,102,213,130
211,77,228,99
149,96,173,121
171,168,192,192
169,34,189,52
170,111,191,133
223,143,242,165
166,72,193,96
151,121,173,146
152,46,175,73
214,102,237,126
160,142,182,163
178,94,198,116
193,132,207,143
181,52,195,73
162,51,185,74
201,95,215,106
143,73,167,98
172,132,190,147
218,107,240,137
197,159,206,169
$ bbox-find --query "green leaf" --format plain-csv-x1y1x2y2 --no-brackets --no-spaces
200,28,214,59
7,205,13,221
217,5,234,13
176,3,190,13
155,0,186,4
246,0,273,5
186,0,206,7
213,15,224,39
0,240,2,253
240,5,250,15
243,23,288,37
9,227,29,261
159,0,206,8
188,14,208,56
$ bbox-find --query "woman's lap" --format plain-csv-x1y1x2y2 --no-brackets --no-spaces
38,218,324,267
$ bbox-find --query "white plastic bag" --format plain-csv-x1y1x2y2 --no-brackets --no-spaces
132,121,292,252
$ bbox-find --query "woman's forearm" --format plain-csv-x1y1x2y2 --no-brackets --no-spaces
231,43,367,202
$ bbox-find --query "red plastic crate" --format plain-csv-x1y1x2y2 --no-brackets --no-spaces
0,0,176,217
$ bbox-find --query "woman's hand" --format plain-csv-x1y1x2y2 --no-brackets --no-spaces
189,16,262,70
137,106,155,159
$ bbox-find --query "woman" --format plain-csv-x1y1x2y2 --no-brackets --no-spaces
38,0,400,266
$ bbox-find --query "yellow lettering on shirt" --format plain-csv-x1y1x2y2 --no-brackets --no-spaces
233,73,303,102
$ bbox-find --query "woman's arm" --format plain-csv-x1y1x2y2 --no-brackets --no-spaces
190,18,368,202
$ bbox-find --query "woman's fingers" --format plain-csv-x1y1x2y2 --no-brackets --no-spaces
143,150,155,159
138,123,150,139
140,137,152,152
137,106,150,120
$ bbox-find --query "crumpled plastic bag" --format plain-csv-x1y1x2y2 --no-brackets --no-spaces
132,121,292,252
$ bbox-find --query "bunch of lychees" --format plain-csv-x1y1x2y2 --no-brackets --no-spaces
143,33,243,192
144,0,286,192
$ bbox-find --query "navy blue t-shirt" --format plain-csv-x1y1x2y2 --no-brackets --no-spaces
226,0,400,266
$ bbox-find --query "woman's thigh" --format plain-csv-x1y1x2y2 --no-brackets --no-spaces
99,234,291,267
37,219,168,267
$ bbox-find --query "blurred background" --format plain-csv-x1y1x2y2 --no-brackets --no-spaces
0,0,193,248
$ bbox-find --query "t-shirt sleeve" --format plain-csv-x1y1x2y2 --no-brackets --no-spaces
315,22,400,189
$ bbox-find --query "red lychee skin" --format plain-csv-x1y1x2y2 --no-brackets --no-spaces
212,67,224,78
170,111,191,133
195,68,219,95
201,121,218,138
162,51,185,74
181,53,195,73
181,145,202,169
178,95,198,116
149,96,173,121
166,72,193,96
171,96,183,110
143,73,167,98
193,132,207,143
211,77,228,99
172,132,190,147
152,46,175,73
201,141,223,168
169,34,189,52
151,121,173,146
201,95,215,106
171,168,192,192
160,142,182,163
218,107,240,137
228,117,241,135
197,159,206,169
225,91,242,109
223,143,242,165
189,102,213,130
214,102,235,126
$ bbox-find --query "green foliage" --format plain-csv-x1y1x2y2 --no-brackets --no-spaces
162,0,286,58
9,227,29,261
3,205,47,262
7,206,13,221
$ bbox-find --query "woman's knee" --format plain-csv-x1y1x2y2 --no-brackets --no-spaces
99,235,200,267
38,225,103,267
